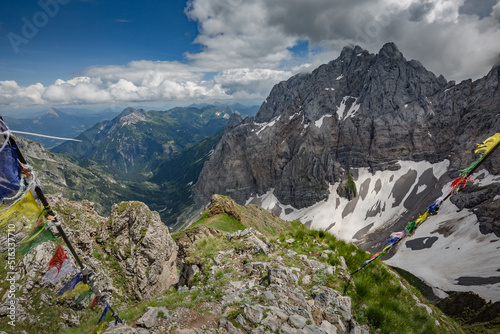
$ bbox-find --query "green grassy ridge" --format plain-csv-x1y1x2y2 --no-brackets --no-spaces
0,194,462,333
172,195,463,333
77,218,462,334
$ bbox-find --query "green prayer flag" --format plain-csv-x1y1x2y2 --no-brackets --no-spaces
405,220,417,235
460,156,484,176
74,288,93,305
17,224,55,255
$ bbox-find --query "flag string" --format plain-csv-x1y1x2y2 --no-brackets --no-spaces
344,132,500,293
0,116,123,329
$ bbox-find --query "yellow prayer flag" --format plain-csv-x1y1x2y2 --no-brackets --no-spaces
475,133,500,155
61,283,91,299
415,211,429,225
0,190,43,231
92,322,105,334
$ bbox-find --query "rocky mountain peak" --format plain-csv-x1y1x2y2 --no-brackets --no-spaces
193,42,500,305
338,44,368,61
45,108,60,117
378,42,403,60
194,40,499,232
115,107,146,126
117,107,142,118
224,112,243,130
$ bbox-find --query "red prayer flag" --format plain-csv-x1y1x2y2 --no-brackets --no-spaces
90,296,100,311
451,176,474,189
48,244,68,272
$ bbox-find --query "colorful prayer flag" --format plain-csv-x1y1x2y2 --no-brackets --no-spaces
61,282,91,299
405,220,417,235
74,288,93,305
98,303,110,324
58,272,82,296
0,143,21,200
475,133,500,155
0,190,42,231
43,258,77,283
390,231,405,239
17,223,55,255
92,322,105,334
384,238,400,247
90,296,100,311
48,244,67,269
451,176,473,189
415,211,428,226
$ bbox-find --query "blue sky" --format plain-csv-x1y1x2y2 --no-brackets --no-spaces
0,0,200,85
1,0,499,113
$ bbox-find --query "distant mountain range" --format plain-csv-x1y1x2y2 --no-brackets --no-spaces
52,105,237,176
41,104,243,224
3,108,119,148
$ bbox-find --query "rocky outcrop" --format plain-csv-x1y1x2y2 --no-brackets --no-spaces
206,194,242,221
0,195,178,331
100,212,460,334
194,43,500,211
98,201,178,301
436,291,500,326
176,225,223,265
107,226,372,334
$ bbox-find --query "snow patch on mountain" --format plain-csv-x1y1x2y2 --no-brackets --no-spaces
248,160,449,240
315,114,333,128
245,160,500,301
386,185,500,302
254,115,281,135
336,96,360,120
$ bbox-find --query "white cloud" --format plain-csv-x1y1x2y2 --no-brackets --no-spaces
214,68,291,98
1,0,500,109
0,81,44,107
185,0,297,70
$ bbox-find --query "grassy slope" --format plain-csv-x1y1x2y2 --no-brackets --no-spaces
1,194,463,333
165,197,464,334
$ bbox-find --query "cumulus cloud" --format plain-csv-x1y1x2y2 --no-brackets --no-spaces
0,81,44,107
214,68,291,97
184,0,297,70
186,0,500,80
2,0,500,108
41,64,230,105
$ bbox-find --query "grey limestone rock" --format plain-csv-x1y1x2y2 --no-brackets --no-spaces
193,42,500,240
279,323,298,334
261,315,281,331
303,325,326,334
288,313,308,329
268,266,299,285
105,201,178,300
320,320,338,334
178,263,200,287
244,304,264,324
136,306,169,329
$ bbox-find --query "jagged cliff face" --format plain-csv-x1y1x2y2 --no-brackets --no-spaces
194,43,500,300
195,43,500,209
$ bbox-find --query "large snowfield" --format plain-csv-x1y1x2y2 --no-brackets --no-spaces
247,160,500,301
